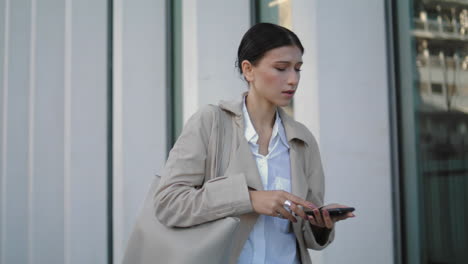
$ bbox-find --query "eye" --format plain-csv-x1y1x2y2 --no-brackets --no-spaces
275,68,286,72
295,68,302,72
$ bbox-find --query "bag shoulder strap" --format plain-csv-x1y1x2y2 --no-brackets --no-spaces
157,105,232,182
213,105,232,178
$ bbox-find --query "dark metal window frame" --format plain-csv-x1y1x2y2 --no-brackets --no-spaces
106,0,114,263
251,0,258,25
167,0,183,152
166,0,174,152
385,0,404,263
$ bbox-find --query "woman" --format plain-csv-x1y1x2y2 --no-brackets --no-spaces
155,23,354,264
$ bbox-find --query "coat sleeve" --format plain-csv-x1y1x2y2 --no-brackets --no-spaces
301,134,335,250
154,105,253,227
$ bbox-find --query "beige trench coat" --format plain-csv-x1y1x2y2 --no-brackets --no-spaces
155,94,334,264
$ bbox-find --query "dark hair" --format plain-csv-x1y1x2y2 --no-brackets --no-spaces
236,23,304,75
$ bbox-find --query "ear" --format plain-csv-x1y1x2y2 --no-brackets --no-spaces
241,60,254,82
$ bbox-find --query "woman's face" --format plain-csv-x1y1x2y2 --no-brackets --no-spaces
244,45,303,107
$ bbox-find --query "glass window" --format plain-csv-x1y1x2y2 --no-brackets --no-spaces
394,0,468,263
257,0,292,28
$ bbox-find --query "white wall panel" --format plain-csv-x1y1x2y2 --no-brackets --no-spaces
0,0,7,260
69,0,108,263
113,0,167,262
0,0,108,263
33,1,66,263
316,1,394,264
3,0,31,263
183,0,251,122
197,0,251,105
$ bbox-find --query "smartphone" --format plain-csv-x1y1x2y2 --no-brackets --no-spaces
305,207,355,217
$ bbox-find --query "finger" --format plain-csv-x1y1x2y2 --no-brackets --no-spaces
277,206,297,223
290,203,308,221
284,193,317,210
322,209,334,229
313,209,325,227
338,212,355,220
308,215,318,226
334,211,356,221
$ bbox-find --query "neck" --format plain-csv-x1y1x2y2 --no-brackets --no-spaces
245,91,276,132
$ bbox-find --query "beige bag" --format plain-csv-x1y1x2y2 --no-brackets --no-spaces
121,106,238,264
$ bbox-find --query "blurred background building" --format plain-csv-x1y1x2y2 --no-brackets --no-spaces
0,0,467,263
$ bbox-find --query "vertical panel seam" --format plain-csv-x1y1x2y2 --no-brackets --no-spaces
1,0,10,263
27,0,37,263
112,0,124,262
165,0,173,154
106,0,114,263
64,0,72,264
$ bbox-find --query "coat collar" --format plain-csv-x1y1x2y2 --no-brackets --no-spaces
241,95,289,149
219,92,310,199
218,92,312,147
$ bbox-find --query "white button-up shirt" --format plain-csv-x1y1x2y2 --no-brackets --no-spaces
238,96,300,264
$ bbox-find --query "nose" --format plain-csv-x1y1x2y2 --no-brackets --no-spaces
287,70,300,86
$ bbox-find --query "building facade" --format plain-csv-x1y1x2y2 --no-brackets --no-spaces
0,0,466,263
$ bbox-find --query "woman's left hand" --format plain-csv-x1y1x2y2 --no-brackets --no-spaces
308,203,355,229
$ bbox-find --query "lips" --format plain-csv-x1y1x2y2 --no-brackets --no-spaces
282,90,295,95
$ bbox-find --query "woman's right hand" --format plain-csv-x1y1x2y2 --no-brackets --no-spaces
248,190,317,223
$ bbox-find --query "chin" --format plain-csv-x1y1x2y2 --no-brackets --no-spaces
276,100,291,108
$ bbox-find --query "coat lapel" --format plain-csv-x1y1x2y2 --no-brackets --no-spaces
237,138,264,191
277,107,310,200
218,95,312,195
227,133,264,191
221,107,264,191
289,141,308,199
226,108,308,196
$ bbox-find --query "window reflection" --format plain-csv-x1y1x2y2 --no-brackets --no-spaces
411,0,468,263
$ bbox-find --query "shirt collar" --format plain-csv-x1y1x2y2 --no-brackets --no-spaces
242,95,290,149
242,96,258,143
218,91,313,147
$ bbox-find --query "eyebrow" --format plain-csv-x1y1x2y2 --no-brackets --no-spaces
274,61,303,65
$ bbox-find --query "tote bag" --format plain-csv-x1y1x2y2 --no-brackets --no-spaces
121,106,238,264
